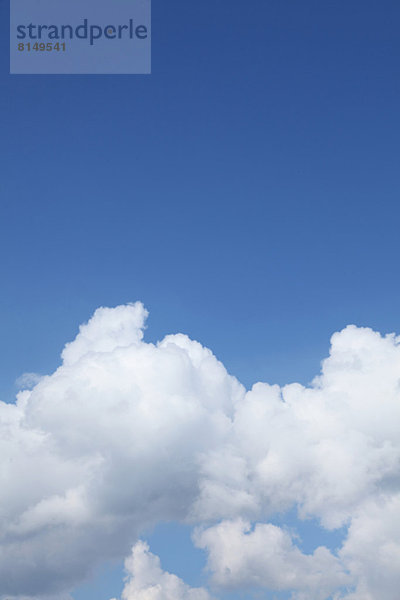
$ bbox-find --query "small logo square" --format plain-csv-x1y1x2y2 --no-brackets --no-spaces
10,0,151,74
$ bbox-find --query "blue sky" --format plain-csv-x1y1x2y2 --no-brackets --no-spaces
1,1,400,599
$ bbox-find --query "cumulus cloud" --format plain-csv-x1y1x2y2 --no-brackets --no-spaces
111,541,212,600
0,303,241,599
194,519,350,599
337,494,400,600
193,325,400,529
0,303,399,600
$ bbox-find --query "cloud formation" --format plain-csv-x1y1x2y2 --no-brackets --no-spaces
111,541,212,600
194,519,350,599
0,303,399,600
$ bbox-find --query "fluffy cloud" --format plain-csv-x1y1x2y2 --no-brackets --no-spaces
193,326,400,529
194,519,350,599
111,541,212,600
0,303,241,599
0,304,399,600
337,494,400,600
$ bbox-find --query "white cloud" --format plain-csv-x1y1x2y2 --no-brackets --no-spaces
61,303,148,366
0,304,399,600
193,326,400,529
337,494,400,600
15,372,43,389
194,519,351,599
111,541,212,600
0,303,241,599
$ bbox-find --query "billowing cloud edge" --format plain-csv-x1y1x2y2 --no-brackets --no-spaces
0,303,399,600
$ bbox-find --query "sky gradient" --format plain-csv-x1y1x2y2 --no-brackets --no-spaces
1,1,400,599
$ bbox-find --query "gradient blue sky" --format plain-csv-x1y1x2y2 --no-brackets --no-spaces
1,1,400,598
